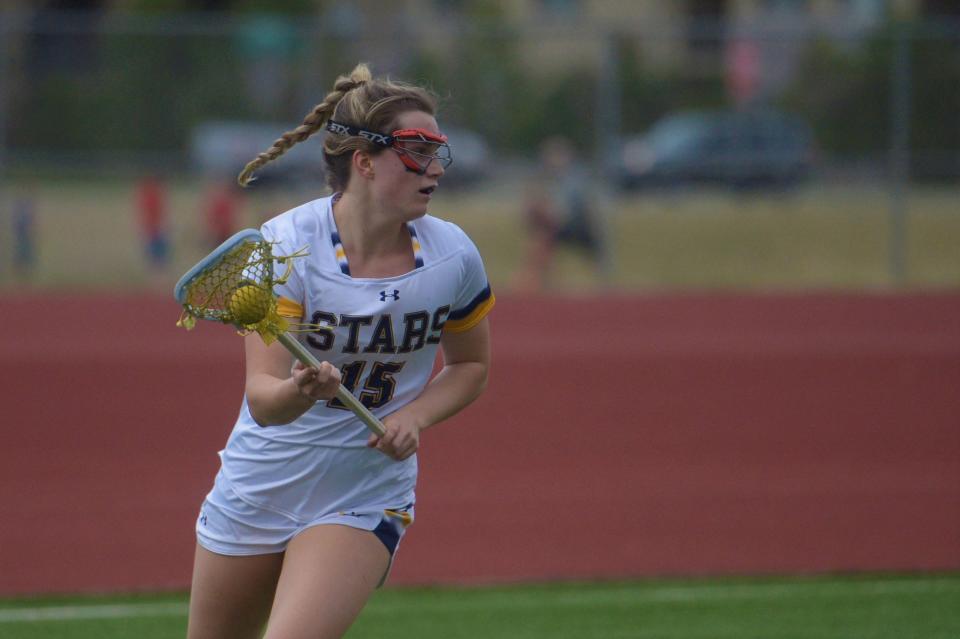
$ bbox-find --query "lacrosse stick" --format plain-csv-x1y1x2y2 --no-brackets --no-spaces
174,228,386,437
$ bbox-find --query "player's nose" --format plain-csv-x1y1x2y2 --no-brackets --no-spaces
426,158,445,178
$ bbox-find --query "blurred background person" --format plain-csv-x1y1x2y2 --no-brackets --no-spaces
136,173,170,288
11,184,38,285
202,178,239,249
511,135,609,293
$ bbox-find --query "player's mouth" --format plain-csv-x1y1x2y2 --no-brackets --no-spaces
418,186,436,196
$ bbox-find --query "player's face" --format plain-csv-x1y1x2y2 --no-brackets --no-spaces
370,110,447,219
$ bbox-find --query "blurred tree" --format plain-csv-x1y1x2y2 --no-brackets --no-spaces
41,0,104,9
235,13,302,115
12,27,251,154
125,0,315,13
405,9,525,152
462,0,506,21
511,71,596,154
234,0,315,12
782,20,960,178
29,1,104,76
909,25,960,178
781,34,891,155
617,35,726,136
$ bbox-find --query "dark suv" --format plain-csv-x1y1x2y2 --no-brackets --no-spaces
619,109,815,190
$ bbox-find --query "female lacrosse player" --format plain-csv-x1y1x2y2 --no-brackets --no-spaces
186,64,493,639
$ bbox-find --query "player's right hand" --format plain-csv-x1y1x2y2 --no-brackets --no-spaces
292,360,341,402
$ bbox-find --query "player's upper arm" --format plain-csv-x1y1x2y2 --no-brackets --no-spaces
243,293,304,385
244,332,294,386
440,316,490,368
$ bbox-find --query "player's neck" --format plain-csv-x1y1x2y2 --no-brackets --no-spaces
332,192,412,274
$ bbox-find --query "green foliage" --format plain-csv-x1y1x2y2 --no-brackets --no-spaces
125,0,315,14
782,33,892,154
782,21,960,160
509,70,597,153
405,31,527,151
909,29,960,171
123,0,190,11
617,36,727,135
8,13,957,172
12,30,271,153
459,0,507,22
234,0,315,12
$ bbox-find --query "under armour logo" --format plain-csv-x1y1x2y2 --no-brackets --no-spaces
379,289,400,301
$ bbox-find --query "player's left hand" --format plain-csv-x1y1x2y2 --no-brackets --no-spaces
367,413,422,461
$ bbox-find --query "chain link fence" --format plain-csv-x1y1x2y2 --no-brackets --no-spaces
1,9,958,289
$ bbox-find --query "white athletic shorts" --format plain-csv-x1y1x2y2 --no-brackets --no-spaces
196,470,414,570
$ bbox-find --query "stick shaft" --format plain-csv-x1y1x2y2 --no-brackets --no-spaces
276,332,387,437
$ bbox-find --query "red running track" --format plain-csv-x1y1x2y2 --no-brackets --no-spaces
0,292,958,595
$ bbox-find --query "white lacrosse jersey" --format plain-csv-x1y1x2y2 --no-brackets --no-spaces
215,195,494,522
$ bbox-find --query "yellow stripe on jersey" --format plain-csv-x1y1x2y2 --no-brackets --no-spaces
276,296,304,319
445,292,496,333
384,508,414,527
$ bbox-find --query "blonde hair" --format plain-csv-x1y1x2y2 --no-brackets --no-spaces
237,63,438,190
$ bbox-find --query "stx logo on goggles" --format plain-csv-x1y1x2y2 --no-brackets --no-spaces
326,120,393,147
358,130,393,146
327,121,352,136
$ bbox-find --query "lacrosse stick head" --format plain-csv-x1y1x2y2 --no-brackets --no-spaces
174,228,291,343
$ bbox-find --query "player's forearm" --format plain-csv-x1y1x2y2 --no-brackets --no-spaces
245,373,316,426
393,360,489,431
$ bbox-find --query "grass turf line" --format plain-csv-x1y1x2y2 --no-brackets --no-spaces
1,573,957,639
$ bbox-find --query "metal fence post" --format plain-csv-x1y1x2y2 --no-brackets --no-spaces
0,10,9,178
596,31,621,180
889,23,911,285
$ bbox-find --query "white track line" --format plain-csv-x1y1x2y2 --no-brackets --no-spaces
0,602,188,623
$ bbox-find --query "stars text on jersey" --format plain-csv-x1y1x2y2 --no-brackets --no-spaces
306,306,449,354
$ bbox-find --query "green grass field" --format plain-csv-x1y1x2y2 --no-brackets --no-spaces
2,573,958,639
2,178,959,292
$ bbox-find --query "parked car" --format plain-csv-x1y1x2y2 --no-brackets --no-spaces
190,120,326,187
619,109,815,190
441,126,491,187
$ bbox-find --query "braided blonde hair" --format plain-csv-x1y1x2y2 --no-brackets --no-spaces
237,63,438,191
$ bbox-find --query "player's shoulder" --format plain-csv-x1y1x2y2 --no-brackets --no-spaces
413,214,476,257
261,196,332,245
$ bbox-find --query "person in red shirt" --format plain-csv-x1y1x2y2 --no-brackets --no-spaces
136,174,170,282
204,180,239,249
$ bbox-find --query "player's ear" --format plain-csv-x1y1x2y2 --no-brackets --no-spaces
352,149,376,180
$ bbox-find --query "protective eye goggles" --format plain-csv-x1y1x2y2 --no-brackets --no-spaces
326,120,453,175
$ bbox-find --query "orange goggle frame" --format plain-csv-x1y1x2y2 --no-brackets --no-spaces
326,120,452,174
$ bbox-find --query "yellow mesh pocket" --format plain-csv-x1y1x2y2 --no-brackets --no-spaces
175,230,302,344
